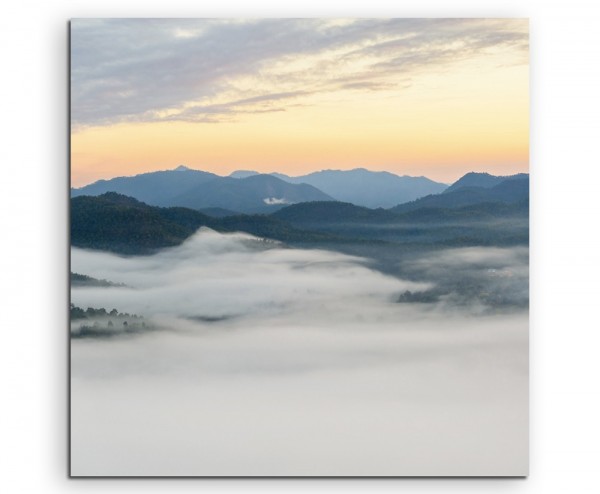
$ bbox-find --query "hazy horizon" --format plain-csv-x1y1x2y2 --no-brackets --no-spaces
71,18,528,187
71,163,529,189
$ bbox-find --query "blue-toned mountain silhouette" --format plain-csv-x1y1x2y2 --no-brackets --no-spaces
390,174,529,213
231,168,448,208
71,167,530,255
72,167,527,216
71,166,334,214
442,172,529,194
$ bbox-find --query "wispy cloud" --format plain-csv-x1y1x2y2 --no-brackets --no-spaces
71,18,528,128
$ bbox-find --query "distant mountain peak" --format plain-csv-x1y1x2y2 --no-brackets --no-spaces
444,171,528,194
271,168,448,208
174,165,191,171
464,171,492,177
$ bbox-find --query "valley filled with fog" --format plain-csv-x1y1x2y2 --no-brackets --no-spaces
70,229,528,476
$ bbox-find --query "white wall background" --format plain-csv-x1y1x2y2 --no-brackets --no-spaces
1,0,599,492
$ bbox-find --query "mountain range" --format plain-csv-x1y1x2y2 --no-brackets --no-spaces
71,166,449,212
255,168,448,208
227,168,450,207
442,172,529,194
71,166,218,206
391,173,529,213
71,166,333,214
72,167,529,256
71,166,529,226
71,192,344,254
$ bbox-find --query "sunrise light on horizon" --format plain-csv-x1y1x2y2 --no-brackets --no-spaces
71,18,528,187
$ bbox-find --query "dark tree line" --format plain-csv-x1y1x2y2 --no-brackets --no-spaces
70,303,141,321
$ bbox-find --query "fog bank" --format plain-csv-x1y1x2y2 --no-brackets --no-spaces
71,229,528,476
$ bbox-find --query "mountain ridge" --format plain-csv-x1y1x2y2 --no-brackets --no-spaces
71,192,346,254
72,167,528,214
263,168,448,208
72,168,334,214
443,172,529,194
391,175,529,213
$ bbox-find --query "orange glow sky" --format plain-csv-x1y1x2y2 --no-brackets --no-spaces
71,18,528,187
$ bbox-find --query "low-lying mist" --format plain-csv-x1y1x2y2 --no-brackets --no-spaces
70,228,528,476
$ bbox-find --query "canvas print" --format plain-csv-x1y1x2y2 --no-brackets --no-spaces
70,18,529,477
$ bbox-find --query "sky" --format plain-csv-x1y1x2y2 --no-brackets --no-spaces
70,18,529,187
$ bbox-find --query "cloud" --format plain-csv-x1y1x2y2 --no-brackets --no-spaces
263,197,290,205
71,18,528,128
397,245,530,310
70,230,528,475
70,228,428,324
167,90,309,123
